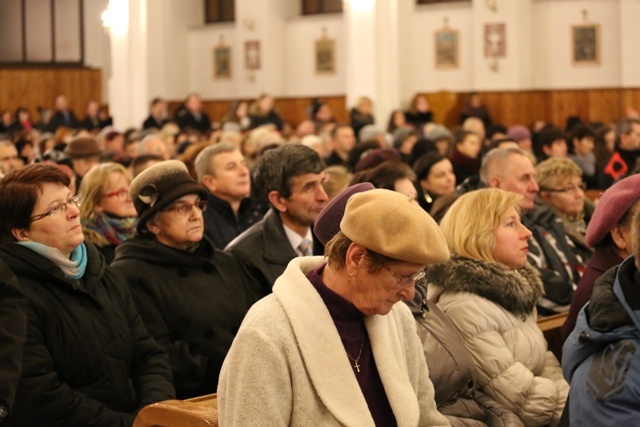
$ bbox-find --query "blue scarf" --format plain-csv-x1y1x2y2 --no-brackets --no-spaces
17,241,88,279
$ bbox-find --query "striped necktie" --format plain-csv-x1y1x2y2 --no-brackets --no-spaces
298,238,313,257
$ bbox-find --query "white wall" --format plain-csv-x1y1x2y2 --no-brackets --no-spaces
284,15,345,97
531,0,620,89
95,0,640,120
412,2,473,93
83,0,110,101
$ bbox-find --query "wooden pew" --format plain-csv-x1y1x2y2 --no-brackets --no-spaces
537,312,569,362
133,393,218,427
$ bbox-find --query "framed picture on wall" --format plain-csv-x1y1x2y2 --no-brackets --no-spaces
214,45,231,79
434,29,459,68
315,38,335,74
572,24,600,65
245,40,260,70
484,23,506,58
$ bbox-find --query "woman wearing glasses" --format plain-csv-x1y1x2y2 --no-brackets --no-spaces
0,163,174,426
218,189,451,426
535,157,594,264
111,160,258,399
78,162,137,264
425,188,568,427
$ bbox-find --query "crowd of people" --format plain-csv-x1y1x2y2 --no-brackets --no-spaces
0,90,639,426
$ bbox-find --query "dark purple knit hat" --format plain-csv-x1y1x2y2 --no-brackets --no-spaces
313,182,375,245
586,174,640,247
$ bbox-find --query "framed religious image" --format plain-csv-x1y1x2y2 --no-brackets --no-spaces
315,38,335,74
213,45,231,79
245,40,260,70
572,24,600,65
484,23,506,58
434,29,459,68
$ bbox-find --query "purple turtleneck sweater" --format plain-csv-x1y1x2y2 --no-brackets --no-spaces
307,264,397,427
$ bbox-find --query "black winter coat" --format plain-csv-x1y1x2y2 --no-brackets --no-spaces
111,236,259,398
0,241,174,427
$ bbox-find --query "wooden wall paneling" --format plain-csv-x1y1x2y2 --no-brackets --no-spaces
0,68,101,122
170,89,640,136
588,89,620,125
620,88,640,121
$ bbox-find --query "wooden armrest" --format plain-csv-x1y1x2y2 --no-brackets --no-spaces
133,394,218,427
537,312,569,332
537,312,569,361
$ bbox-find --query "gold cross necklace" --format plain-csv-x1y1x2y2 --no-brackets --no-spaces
346,337,365,373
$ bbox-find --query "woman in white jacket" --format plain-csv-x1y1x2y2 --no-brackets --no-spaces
425,188,568,426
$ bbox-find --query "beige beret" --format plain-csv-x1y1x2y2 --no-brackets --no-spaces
340,189,450,265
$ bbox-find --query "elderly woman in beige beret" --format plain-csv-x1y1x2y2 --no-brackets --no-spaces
218,189,451,426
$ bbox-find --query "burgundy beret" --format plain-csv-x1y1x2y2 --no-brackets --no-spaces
586,174,640,247
354,148,400,172
313,182,375,246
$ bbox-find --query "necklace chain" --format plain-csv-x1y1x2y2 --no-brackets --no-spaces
346,337,365,373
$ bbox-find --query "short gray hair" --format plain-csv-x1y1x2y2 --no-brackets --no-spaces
194,142,240,184
479,147,528,185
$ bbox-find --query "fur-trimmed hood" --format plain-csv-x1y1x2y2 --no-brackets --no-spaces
425,255,544,316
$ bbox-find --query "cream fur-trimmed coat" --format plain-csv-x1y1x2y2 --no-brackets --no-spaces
217,256,449,426
425,256,568,427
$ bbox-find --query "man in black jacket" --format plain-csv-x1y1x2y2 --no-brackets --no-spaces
225,144,328,297
195,142,268,249
175,93,211,134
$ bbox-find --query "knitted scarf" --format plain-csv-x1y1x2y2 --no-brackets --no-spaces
83,213,137,246
17,241,88,279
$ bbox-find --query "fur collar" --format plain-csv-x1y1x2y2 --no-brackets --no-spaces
425,255,544,316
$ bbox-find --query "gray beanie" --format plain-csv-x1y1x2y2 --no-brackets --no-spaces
425,124,453,142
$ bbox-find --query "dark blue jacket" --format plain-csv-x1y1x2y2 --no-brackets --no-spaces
563,256,640,426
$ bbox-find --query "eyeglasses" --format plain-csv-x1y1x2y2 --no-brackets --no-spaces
103,188,130,201
384,266,426,288
162,199,207,215
30,196,81,222
540,183,586,194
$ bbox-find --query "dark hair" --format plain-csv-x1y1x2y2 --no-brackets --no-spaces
413,152,447,181
453,129,476,146
131,154,165,177
253,144,325,199
569,124,595,141
486,124,507,140
350,160,416,191
345,141,382,172
409,138,438,166
535,126,565,159
0,164,70,244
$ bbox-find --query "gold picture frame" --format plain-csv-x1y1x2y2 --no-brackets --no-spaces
572,24,600,65
213,45,231,79
245,40,260,70
434,29,459,68
315,38,335,74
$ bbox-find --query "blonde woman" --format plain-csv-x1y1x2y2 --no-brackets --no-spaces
78,162,137,263
425,188,568,426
